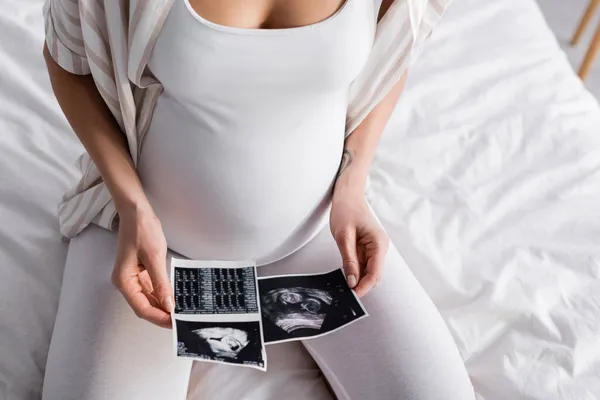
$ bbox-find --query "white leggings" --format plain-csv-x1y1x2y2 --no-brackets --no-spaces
42,225,475,400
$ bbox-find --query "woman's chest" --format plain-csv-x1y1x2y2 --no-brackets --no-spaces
187,0,348,30
148,0,376,100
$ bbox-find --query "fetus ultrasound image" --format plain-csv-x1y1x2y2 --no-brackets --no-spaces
258,269,366,343
175,319,265,368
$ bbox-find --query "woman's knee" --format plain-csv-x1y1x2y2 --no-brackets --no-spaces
302,244,475,399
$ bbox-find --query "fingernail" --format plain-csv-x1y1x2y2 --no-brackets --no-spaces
164,297,174,312
347,274,357,288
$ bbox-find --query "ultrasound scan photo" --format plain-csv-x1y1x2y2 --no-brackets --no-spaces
170,259,367,369
170,258,267,370
258,269,368,344
175,319,265,368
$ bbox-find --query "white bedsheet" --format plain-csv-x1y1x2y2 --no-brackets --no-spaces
374,0,600,397
2,0,600,399
0,1,80,399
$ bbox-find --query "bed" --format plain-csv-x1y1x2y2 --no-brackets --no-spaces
2,0,600,398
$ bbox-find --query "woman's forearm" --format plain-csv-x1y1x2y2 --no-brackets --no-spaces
43,45,149,216
334,71,408,199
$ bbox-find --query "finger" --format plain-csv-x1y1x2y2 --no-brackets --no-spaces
138,269,154,294
121,279,172,329
144,291,164,310
112,248,172,328
132,293,172,329
137,282,169,321
334,229,360,288
140,249,174,313
354,251,385,297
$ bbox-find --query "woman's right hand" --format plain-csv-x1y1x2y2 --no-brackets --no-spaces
45,41,175,329
111,204,174,329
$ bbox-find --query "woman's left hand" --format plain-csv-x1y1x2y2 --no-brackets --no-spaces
330,195,389,297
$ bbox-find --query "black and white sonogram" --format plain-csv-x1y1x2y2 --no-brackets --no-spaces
174,266,258,314
258,269,368,344
175,319,266,369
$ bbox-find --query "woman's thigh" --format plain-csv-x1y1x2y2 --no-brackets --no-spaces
42,226,192,400
259,227,475,400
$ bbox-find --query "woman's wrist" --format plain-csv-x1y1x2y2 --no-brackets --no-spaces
117,195,154,220
333,175,365,200
118,197,154,221
110,180,154,221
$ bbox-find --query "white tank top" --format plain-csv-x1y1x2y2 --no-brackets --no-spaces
139,0,375,264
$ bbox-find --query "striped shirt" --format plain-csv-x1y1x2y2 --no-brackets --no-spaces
43,0,450,238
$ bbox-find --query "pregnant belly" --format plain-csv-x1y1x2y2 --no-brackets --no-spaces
138,99,344,263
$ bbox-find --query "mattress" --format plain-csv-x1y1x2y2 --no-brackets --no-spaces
2,0,600,399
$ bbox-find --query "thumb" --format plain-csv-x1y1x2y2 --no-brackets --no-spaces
335,229,360,289
142,250,174,313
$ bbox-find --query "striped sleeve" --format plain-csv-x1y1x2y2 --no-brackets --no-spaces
43,0,90,75
345,0,451,135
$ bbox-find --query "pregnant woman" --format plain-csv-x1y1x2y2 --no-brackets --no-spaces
42,0,475,399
